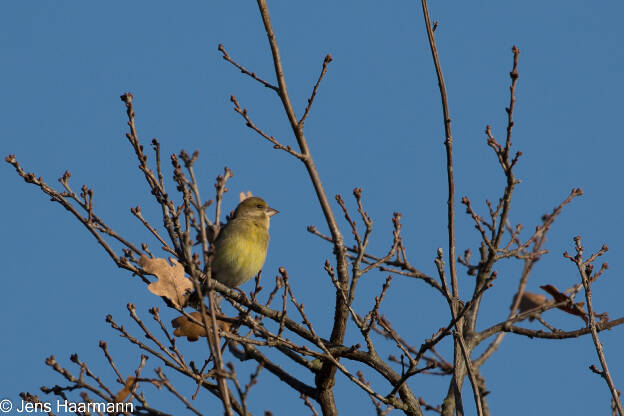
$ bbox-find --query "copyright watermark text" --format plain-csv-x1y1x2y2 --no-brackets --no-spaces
0,399,133,414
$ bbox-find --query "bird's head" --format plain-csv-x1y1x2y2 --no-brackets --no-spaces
233,197,278,228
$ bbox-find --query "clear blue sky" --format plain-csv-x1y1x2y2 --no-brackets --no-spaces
2,2,623,415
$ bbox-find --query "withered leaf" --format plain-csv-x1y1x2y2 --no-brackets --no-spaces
513,292,550,321
114,376,136,403
172,312,231,342
540,284,588,323
140,256,194,308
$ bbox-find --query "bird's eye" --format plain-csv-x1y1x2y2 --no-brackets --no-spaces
256,204,264,209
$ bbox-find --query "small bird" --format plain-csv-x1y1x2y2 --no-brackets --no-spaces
212,196,278,287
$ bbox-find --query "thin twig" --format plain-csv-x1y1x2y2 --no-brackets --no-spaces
299,54,333,126
218,43,279,92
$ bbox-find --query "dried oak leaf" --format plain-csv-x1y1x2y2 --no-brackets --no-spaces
140,256,193,308
540,284,588,323
513,292,551,321
171,312,231,342
114,376,136,403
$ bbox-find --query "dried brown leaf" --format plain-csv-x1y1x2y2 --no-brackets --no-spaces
513,292,550,321
171,312,232,342
140,256,193,308
540,284,588,323
114,376,136,403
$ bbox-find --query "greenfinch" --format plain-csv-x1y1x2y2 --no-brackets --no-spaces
212,196,278,287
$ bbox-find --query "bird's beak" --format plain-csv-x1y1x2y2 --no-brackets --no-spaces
266,207,279,217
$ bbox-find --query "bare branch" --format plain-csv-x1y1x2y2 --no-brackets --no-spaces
567,237,623,415
299,54,333,127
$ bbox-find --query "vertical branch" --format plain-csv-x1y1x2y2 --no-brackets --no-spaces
181,150,211,270
583,276,623,416
420,3,485,416
254,1,351,414
420,0,458,297
571,239,623,416
488,46,520,254
177,154,232,415
207,289,234,416
254,0,344,257
504,47,519,156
